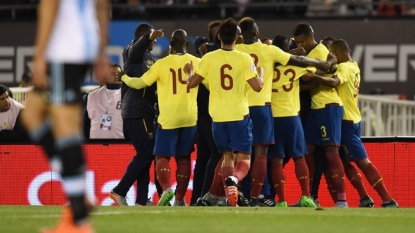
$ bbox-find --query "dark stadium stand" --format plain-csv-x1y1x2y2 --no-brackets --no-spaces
0,0,414,21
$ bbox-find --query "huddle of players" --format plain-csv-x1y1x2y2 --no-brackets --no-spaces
121,17,398,208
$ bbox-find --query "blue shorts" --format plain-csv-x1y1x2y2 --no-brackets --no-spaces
305,105,343,147
340,121,368,162
249,105,274,145
154,125,197,157
212,117,253,154
268,116,307,158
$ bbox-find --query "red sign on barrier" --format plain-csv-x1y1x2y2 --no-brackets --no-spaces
0,142,413,207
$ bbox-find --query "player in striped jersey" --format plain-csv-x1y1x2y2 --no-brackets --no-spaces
21,0,109,232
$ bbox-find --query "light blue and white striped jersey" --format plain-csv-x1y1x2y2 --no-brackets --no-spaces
46,0,100,63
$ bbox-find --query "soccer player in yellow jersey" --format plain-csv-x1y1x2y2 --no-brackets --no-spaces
293,22,348,207
185,18,263,206
235,17,329,207
120,29,200,206
303,39,398,208
260,35,317,208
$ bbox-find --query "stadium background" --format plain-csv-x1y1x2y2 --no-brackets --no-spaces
0,2,415,208
0,19,414,99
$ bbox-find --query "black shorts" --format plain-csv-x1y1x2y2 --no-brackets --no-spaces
47,63,92,105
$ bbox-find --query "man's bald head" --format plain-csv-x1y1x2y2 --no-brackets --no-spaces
170,29,189,53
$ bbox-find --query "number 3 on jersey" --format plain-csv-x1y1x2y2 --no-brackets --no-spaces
321,126,327,138
170,68,190,94
272,67,296,92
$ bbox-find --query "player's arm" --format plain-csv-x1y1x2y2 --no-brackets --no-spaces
300,79,319,91
128,29,163,63
247,66,264,92
128,34,152,63
187,73,204,88
184,60,205,88
302,72,340,88
96,0,109,55
32,0,60,89
121,75,149,89
287,55,330,71
34,0,59,60
94,0,109,84
120,63,158,90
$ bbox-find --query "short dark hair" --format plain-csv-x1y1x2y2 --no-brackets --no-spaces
218,18,238,45
0,84,8,96
238,17,256,35
293,22,314,37
21,71,32,83
111,63,122,70
208,20,221,41
134,23,153,39
321,36,336,43
331,39,350,52
272,34,290,51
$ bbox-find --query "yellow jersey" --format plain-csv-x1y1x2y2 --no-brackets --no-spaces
141,53,200,129
336,61,362,123
235,42,290,106
307,43,343,109
272,65,316,117
195,49,257,122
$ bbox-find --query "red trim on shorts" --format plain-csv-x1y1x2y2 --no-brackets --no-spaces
233,150,252,155
325,103,340,107
321,143,341,147
154,153,175,157
342,120,354,124
253,142,275,146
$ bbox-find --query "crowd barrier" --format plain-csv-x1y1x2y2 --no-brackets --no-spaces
8,85,415,137
0,137,414,207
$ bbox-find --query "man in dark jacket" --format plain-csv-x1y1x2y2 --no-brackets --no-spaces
110,23,164,206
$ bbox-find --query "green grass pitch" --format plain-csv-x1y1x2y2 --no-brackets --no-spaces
1,206,415,233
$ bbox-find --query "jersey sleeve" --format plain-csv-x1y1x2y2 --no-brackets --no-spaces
141,61,160,86
121,75,149,89
243,53,258,81
271,46,291,66
306,67,317,74
335,64,348,84
308,45,329,61
195,55,208,80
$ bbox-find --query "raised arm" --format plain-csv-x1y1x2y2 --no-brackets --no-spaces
128,29,164,63
128,34,152,63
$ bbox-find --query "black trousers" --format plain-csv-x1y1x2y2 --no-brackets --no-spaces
190,115,221,204
113,118,161,205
